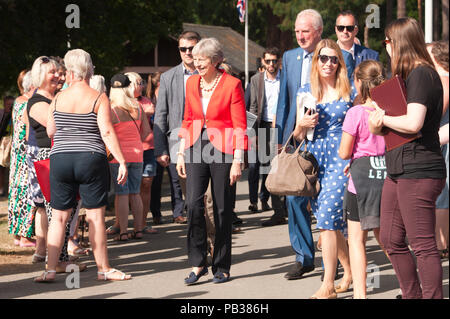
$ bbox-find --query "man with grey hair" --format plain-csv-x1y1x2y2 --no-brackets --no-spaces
274,9,354,281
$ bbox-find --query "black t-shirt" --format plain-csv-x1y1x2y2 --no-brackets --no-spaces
27,93,52,148
386,65,446,179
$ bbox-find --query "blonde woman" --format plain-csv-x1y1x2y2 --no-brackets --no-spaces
292,39,355,298
109,73,151,241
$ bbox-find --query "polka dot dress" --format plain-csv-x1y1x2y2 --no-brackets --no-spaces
298,85,356,231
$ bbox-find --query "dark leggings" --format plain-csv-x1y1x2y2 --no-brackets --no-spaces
380,177,445,299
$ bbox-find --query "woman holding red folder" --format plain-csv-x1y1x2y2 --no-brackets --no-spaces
369,17,446,299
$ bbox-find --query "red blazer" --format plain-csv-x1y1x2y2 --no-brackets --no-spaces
179,70,248,154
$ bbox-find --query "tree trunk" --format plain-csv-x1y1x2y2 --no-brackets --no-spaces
443,0,449,40
364,26,370,48
434,0,440,40
397,0,407,18
418,0,423,27
265,4,292,53
387,0,394,25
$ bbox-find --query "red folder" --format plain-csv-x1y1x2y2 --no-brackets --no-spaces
369,75,421,151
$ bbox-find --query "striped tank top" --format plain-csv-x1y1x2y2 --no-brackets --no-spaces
50,93,106,156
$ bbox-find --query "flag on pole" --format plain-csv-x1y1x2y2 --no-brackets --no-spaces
236,0,246,23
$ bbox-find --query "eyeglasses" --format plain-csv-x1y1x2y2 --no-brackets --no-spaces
318,55,339,65
179,46,195,53
41,57,50,63
382,39,391,48
264,59,278,65
336,25,356,32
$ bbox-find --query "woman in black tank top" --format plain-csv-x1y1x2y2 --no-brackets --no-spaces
35,49,130,283
25,56,79,273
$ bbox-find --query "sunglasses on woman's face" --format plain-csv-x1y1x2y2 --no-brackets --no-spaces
318,55,339,65
336,25,356,32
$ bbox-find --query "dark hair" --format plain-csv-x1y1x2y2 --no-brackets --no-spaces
256,57,262,70
178,31,201,43
263,47,280,59
17,69,28,95
146,72,161,100
3,95,14,102
429,40,449,72
354,60,386,104
385,17,435,80
337,10,358,26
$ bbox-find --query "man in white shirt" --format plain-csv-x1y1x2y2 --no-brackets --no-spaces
248,48,287,226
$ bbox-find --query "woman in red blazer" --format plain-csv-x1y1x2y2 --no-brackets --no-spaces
176,38,248,285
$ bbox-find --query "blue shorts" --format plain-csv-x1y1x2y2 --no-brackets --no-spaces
110,162,143,195
142,149,157,177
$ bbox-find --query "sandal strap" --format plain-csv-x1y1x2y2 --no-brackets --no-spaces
97,268,125,280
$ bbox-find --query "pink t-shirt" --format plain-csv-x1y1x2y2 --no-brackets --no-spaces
139,96,154,150
342,104,385,193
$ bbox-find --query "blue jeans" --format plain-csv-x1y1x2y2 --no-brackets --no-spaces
286,196,315,267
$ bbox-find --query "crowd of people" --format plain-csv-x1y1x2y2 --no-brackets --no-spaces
1,8,448,299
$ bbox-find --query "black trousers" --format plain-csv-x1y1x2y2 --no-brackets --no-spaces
185,136,233,275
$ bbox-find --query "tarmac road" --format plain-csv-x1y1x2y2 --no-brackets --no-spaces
0,171,448,301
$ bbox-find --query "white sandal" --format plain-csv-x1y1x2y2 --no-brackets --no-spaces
34,270,56,283
97,268,131,281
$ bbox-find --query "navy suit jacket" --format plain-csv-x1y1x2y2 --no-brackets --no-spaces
275,47,355,144
353,44,379,67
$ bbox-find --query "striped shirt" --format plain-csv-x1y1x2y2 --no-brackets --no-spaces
50,110,106,156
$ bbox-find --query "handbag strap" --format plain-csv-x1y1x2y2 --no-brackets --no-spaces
281,132,307,154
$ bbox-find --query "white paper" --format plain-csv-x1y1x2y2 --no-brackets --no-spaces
296,92,317,141
246,111,257,130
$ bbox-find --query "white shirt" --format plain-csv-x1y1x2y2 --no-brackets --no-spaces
301,50,313,85
263,70,280,121
201,97,210,128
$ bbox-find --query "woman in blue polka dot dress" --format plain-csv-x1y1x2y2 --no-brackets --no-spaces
293,39,355,299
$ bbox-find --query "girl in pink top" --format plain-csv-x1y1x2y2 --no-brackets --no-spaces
338,60,388,299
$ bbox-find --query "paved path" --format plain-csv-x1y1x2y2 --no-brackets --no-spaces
0,171,448,300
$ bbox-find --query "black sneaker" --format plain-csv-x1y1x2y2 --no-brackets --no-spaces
261,201,271,212
284,262,315,280
248,203,258,213
232,212,243,225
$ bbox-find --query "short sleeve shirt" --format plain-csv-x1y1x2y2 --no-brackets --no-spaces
385,65,446,179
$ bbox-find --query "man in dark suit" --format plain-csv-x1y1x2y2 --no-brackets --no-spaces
335,10,379,68
247,47,287,226
275,9,355,281
153,31,201,224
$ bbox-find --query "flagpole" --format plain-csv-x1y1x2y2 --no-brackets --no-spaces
244,0,249,89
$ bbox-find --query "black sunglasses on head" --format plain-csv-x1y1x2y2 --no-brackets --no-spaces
318,55,339,65
41,57,50,63
264,59,278,65
179,46,195,52
336,25,356,32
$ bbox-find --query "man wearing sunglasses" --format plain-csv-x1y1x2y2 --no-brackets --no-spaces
154,30,201,224
335,10,379,68
247,47,287,226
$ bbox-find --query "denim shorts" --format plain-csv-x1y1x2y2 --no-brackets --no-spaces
110,162,143,195
142,149,157,177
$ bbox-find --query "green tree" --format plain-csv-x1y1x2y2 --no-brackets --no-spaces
0,0,187,95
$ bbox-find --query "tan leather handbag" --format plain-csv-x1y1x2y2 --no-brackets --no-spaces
265,133,320,197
